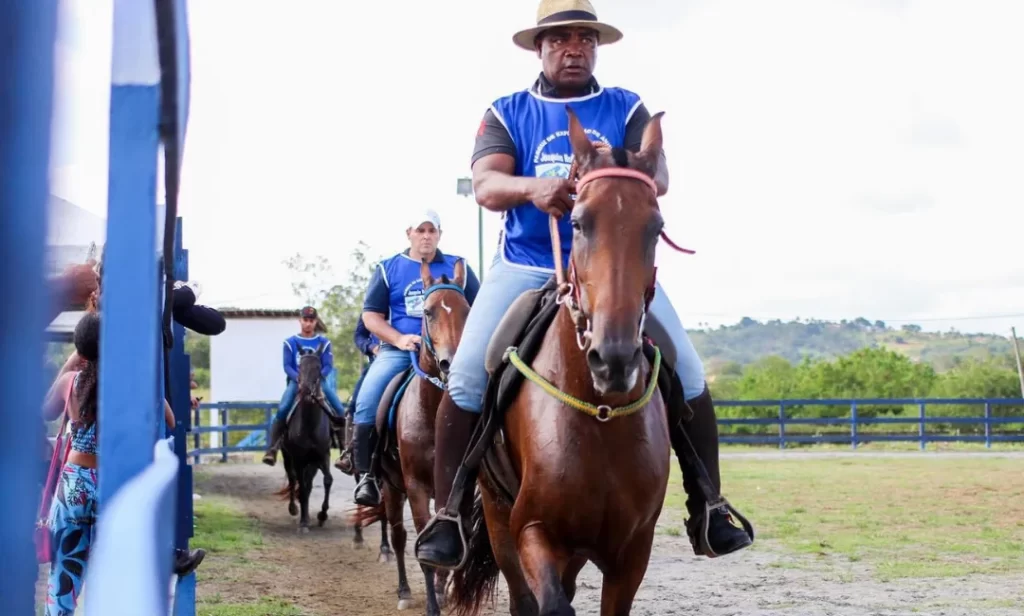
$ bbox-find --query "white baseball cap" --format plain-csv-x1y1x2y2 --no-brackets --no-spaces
408,208,441,230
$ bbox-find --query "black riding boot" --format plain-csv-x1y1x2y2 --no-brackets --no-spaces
414,394,479,570
352,424,381,507
671,385,754,557
261,417,286,466
173,548,206,576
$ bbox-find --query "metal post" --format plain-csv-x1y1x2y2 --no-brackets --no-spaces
0,0,59,612
850,402,859,450
984,401,992,449
918,402,926,451
456,177,482,281
777,402,786,450
1011,328,1024,399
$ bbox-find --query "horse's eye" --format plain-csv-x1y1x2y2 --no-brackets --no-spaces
570,218,582,232
423,309,434,319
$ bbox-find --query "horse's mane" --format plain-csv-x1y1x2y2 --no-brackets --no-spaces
610,146,630,168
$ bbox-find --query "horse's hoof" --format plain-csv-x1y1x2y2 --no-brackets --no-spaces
397,599,412,610
288,503,298,516
377,551,392,564
317,511,328,526
299,525,310,534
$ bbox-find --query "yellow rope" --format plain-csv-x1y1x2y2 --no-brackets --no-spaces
505,345,662,421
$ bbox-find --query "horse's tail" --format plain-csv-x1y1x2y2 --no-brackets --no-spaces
346,503,385,528
447,493,499,616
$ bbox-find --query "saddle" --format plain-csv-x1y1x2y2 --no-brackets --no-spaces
466,277,688,507
370,367,415,491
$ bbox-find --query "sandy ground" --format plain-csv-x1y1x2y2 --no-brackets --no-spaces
193,462,1024,616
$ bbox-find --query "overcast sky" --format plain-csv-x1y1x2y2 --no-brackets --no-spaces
48,0,1024,335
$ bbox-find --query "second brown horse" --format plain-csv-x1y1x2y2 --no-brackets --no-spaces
356,259,470,616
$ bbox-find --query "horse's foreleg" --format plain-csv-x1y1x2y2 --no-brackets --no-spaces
352,471,364,546
382,484,412,609
284,456,298,517
378,518,392,561
598,527,655,616
408,485,443,616
318,454,333,527
482,486,538,616
299,464,316,533
562,556,587,603
518,523,574,616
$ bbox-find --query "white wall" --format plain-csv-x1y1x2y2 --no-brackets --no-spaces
209,317,297,403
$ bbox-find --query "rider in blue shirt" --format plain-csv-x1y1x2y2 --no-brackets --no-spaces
350,208,480,507
414,0,754,569
262,305,347,465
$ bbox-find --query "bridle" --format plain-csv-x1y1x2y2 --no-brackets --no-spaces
408,282,465,390
551,158,694,351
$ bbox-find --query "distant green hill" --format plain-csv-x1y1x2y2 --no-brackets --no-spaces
689,317,1017,375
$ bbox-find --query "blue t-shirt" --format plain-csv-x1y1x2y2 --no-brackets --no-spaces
282,334,333,381
362,249,480,338
490,85,642,270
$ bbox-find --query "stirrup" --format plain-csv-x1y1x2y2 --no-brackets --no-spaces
415,509,470,572
688,497,755,558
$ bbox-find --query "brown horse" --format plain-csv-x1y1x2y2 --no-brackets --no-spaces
449,109,672,616
355,259,470,615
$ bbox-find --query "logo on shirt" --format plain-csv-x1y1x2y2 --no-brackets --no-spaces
402,280,426,317
532,128,611,179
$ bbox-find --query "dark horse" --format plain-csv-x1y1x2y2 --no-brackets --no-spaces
449,109,673,615
278,343,344,532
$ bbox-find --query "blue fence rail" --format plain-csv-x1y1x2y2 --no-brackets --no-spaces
716,398,1024,450
186,398,1024,461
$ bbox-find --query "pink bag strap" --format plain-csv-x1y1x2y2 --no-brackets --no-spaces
37,373,79,522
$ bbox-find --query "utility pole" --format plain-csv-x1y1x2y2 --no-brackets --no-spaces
1011,327,1024,398
456,177,483,281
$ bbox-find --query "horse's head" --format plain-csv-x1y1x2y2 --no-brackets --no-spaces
419,258,470,380
297,343,324,399
565,106,665,396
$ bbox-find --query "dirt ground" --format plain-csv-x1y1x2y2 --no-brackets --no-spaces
195,461,1024,616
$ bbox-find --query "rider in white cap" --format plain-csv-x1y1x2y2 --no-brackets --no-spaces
348,208,481,506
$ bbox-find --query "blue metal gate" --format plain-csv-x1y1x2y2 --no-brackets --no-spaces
0,0,196,613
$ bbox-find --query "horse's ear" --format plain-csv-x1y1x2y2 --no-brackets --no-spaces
634,111,665,179
453,259,466,289
316,341,325,355
420,258,433,289
566,106,597,174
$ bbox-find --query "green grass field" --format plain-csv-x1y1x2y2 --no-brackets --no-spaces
661,455,1024,580
192,497,301,616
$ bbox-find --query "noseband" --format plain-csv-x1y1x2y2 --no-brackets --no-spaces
552,165,693,351
409,282,465,390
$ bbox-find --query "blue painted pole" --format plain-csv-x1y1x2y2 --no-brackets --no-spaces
91,0,164,612
0,1,59,612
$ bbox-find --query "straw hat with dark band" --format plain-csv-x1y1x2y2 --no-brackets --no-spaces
513,0,623,51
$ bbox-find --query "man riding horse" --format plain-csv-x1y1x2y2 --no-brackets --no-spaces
415,0,755,570
350,209,480,507
263,306,347,466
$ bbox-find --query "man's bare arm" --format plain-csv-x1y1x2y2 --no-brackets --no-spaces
362,311,403,347
472,154,540,213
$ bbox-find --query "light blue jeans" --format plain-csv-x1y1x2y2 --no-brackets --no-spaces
447,255,706,413
274,379,347,423
354,347,412,425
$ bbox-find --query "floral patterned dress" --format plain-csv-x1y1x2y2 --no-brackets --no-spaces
45,379,98,616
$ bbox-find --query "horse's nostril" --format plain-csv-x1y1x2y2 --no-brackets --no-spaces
438,359,451,373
